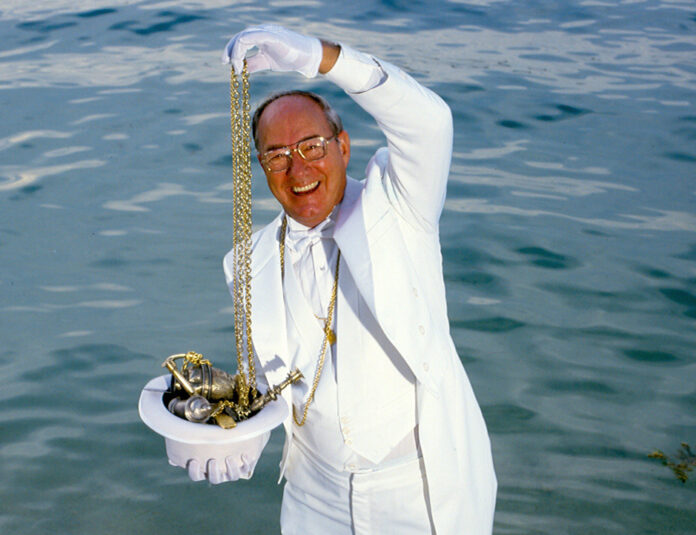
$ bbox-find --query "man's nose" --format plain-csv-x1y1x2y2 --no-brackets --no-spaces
287,150,311,175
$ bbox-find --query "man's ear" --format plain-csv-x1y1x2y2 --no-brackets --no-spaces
337,130,351,168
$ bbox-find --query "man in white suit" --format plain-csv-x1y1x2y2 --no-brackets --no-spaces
201,25,495,534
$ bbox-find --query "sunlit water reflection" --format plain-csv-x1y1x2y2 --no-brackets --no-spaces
1,1,694,534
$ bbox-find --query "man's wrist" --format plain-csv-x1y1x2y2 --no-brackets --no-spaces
319,40,341,74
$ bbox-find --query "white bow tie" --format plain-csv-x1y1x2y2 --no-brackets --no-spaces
286,217,335,258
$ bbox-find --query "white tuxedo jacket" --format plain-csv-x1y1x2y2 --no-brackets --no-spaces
224,47,496,534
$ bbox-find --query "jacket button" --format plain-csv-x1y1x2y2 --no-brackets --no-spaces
423,363,430,372
412,287,418,297
418,325,425,335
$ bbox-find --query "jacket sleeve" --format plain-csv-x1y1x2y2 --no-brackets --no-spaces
323,45,453,233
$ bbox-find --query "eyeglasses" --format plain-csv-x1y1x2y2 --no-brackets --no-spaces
259,135,337,173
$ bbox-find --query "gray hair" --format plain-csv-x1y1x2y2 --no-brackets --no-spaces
251,90,343,150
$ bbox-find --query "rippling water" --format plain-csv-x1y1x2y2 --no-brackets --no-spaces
1,1,695,533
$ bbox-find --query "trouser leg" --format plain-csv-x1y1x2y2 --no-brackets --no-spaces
281,444,434,535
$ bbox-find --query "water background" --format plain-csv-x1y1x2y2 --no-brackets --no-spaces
1,1,695,533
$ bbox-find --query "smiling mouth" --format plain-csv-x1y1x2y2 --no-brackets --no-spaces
292,181,320,194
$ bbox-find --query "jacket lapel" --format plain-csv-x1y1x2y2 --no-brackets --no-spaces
334,176,376,314
250,214,292,392
335,171,441,395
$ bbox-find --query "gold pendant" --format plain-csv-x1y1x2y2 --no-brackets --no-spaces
327,328,336,345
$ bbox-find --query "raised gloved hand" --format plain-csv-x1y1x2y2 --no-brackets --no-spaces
222,24,323,78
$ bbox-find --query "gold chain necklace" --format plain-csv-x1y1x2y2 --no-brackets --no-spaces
279,216,340,426
229,61,256,407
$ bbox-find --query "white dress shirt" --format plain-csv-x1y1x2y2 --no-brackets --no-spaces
283,206,419,473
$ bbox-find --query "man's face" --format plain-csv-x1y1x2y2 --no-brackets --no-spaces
256,95,350,228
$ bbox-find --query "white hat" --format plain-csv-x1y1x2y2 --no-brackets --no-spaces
138,375,288,468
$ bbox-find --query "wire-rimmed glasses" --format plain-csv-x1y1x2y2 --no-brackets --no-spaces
259,135,337,173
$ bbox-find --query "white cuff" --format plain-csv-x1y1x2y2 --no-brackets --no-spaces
323,44,387,94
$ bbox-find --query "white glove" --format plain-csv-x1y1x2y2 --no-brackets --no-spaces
170,429,271,484
186,454,257,484
222,24,323,78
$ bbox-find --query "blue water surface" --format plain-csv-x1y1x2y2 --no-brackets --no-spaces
1,1,695,533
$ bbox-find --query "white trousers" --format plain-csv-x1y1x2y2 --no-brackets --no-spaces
280,441,435,535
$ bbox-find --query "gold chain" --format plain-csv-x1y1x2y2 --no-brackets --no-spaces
182,351,211,371
230,61,256,407
279,217,341,427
